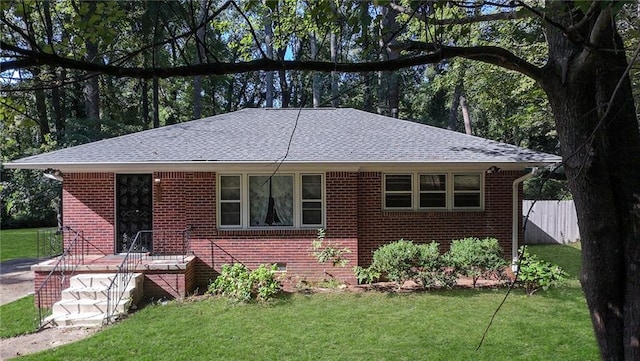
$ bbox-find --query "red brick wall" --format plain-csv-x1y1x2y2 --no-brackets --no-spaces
144,271,190,300
61,169,523,290
63,173,115,255
356,171,525,267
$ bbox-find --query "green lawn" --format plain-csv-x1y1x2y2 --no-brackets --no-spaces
9,243,597,361
526,243,582,279
0,295,37,338
0,228,57,262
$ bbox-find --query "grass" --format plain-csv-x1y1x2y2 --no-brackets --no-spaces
0,295,37,338
0,227,57,262
11,243,597,361
526,243,582,287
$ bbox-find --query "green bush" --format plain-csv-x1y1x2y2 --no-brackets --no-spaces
517,246,568,295
208,263,281,302
446,237,508,288
355,239,454,288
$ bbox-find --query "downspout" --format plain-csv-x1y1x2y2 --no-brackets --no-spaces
512,167,537,270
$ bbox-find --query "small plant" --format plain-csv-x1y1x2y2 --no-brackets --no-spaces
353,265,381,284
517,246,568,295
445,237,508,288
310,228,351,267
250,264,281,301
208,263,281,302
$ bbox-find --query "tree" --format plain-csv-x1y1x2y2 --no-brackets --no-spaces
1,1,639,359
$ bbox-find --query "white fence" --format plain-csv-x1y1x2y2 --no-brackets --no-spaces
523,200,580,244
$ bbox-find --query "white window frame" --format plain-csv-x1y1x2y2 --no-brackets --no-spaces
418,174,448,210
383,174,414,210
383,172,484,211
218,175,242,227
452,173,483,210
300,174,324,227
217,172,325,229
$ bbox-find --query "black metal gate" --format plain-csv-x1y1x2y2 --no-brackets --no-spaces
116,174,152,253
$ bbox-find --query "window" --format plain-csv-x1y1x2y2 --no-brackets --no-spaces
217,173,324,229
249,175,294,227
453,174,481,208
219,175,241,226
383,172,483,211
301,174,323,226
419,174,447,209
384,174,412,209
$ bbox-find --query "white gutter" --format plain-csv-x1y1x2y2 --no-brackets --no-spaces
512,167,538,270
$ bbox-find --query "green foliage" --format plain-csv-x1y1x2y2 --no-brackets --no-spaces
310,228,351,268
208,263,280,303
356,239,454,288
353,265,381,285
517,246,569,295
0,169,60,229
446,237,508,288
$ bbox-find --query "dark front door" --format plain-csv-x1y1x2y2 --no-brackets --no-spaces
116,174,152,253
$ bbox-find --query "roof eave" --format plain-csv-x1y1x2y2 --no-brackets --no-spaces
2,159,562,173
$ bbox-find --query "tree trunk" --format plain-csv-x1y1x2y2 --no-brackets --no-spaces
265,19,274,108
310,32,320,108
51,68,66,143
193,0,208,118
152,77,159,128
44,2,65,143
379,6,400,117
330,31,338,107
82,1,100,124
141,79,149,129
276,46,291,108
32,68,50,144
360,1,373,112
540,4,640,360
460,95,472,135
448,80,462,131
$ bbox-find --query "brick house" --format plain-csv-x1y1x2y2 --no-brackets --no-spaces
5,108,560,296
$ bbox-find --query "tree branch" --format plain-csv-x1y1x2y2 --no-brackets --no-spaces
0,42,543,82
388,2,530,25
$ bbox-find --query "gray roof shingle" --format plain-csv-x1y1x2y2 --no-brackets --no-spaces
5,108,561,168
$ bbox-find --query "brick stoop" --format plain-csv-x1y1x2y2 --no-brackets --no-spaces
46,273,144,327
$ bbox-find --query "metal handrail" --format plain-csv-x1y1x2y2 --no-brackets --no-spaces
103,227,193,324
35,226,85,328
103,230,146,324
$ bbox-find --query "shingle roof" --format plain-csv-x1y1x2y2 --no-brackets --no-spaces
5,108,561,169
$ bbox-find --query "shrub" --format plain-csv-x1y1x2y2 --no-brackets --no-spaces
208,263,281,302
355,239,453,288
517,246,568,295
446,237,508,288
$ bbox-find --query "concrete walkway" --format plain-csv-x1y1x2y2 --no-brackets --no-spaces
0,258,40,305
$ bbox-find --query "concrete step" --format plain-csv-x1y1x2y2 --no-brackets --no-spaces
46,312,106,327
53,297,131,315
69,273,115,289
47,273,144,327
